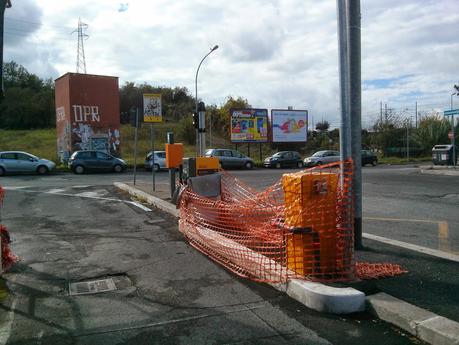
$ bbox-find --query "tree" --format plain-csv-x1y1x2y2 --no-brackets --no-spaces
412,114,452,154
315,120,330,132
0,61,55,129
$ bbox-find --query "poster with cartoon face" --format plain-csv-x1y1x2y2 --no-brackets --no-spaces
271,109,308,142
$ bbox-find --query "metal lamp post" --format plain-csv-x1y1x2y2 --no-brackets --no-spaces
195,45,219,156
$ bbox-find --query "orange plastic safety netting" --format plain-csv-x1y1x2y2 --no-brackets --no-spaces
178,161,405,283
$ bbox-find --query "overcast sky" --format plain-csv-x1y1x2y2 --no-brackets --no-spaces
4,0,459,128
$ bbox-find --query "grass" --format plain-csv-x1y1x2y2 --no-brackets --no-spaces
377,155,432,165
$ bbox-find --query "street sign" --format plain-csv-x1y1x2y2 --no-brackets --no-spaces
449,131,454,139
444,109,459,116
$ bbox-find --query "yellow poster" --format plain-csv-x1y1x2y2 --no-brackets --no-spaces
143,93,162,123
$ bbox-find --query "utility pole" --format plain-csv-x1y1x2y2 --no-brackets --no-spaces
380,101,383,124
384,103,388,123
415,101,418,128
348,0,363,250
0,0,12,101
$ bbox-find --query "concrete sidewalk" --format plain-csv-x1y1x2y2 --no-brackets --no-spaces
419,165,459,176
117,180,459,345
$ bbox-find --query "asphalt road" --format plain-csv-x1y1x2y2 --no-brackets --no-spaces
0,173,422,344
2,165,458,254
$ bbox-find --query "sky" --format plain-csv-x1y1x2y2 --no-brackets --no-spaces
3,0,459,128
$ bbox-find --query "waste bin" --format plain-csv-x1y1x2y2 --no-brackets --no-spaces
432,145,457,165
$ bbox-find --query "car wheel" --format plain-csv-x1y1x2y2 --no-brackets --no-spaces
0,166,5,176
114,164,123,173
245,161,253,170
37,165,48,175
74,165,84,174
275,162,281,169
372,160,377,166
153,164,160,172
297,161,303,168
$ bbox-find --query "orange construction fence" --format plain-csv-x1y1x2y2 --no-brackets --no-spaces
178,160,405,283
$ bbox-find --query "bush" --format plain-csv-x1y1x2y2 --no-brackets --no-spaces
177,116,196,145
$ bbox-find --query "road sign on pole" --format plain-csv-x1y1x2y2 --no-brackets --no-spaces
444,109,459,116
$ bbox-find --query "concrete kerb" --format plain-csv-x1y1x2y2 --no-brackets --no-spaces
367,293,459,345
419,165,459,176
114,182,365,315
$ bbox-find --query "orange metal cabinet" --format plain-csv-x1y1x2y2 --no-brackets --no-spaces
165,143,184,168
282,172,339,276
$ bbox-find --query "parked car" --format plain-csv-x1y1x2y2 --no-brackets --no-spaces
361,150,378,166
0,151,56,176
68,150,127,174
144,151,167,172
303,150,340,167
205,149,254,169
264,151,303,169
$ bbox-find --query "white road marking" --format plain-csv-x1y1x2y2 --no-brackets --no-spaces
47,189,66,194
128,201,152,212
2,186,32,190
4,188,153,212
363,233,459,263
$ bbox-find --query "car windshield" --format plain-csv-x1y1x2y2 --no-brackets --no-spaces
273,152,283,157
312,151,326,157
205,149,213,156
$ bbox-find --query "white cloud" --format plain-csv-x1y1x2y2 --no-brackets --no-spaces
3,0,459,128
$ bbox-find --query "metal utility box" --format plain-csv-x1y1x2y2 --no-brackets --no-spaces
182,157,219,180
55,73,120,162
432,145,457,165
166,143,184,169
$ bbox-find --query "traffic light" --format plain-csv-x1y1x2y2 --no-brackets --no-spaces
192,112,199,129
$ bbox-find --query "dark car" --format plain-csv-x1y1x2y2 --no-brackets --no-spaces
264,151,303,169
68,150,127,174
205,149,254,169
361,150,378,166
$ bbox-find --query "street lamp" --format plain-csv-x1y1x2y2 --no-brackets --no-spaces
451,92,457,110
195,45,219,155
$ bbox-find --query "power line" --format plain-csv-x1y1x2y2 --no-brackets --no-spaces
5,16,73,31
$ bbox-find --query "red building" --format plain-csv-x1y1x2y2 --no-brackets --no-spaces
55,73,120,162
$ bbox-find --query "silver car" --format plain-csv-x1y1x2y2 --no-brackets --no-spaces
303,150,340,167
0,151,56,175
144,151,167,172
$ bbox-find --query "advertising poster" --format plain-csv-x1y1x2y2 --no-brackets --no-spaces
143,93,162,123
271,109,308,142
230,108,268,142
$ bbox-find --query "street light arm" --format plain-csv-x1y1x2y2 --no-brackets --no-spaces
195,46,218,112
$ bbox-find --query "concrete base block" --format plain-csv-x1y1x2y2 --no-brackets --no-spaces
286,279,365,314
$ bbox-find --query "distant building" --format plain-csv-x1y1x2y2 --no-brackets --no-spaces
55,73,120,162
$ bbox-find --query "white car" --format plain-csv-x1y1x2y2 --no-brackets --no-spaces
144,151,167,172
0,151,56,175
303,150,340,167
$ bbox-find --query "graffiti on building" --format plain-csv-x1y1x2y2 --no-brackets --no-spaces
56,107,66,122
73,105,100,123
72,123,94,150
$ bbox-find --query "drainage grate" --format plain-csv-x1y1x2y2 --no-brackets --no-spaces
69,278,117,296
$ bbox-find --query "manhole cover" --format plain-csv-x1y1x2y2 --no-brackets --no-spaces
69,278,117,296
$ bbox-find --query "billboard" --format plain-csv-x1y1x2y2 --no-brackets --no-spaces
143,93,162,123
230,108,268,143
271,109,308,142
